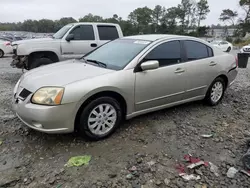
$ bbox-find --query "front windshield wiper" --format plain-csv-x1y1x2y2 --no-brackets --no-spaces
85,59,107,68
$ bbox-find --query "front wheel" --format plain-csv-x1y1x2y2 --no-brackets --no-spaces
78,97,123,140
205,77,226,106
0,49,4,58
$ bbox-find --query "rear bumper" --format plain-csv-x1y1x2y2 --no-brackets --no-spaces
228,67,238,86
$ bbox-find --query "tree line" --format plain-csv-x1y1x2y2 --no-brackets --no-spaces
219,0,250,37
0,0,210,36
0,0,249,37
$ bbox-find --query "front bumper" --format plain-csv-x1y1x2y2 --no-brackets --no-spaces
11,55,28,69
12,95,77,134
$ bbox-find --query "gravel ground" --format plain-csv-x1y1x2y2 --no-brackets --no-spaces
0,52,250,188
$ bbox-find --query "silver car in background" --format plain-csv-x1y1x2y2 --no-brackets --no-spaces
13,35,238,140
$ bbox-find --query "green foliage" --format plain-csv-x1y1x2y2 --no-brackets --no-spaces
196,0,210,27
197,26,209,37
234,38,244,44
219,9,238,25
226,37,233,43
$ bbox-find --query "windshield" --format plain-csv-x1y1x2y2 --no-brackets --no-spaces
84,39,151,70
53,24,73,39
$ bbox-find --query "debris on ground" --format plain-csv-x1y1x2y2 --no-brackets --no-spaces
187,161,205,169
240,170,250,177
129,166,137,172
226,167,238,178
179,173,201,181
209,162,220,177
201,134,214,138
65,155,91,167
176,164,185,174
126,174,133,180
0,140,3,145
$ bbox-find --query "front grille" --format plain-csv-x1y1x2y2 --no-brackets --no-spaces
244,48,250,52
19,88,32,100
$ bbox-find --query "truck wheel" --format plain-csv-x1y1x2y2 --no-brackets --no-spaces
0,49,4,58
29,57,53,69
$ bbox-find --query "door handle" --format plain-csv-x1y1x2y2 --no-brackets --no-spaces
175,68,185,74
210,61,217,66
90,43,97,47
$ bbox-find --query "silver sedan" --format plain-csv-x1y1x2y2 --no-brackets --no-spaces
13,35,238,140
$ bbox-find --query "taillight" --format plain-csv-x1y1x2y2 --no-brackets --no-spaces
5,42,11,46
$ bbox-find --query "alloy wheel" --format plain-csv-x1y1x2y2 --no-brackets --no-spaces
87,104,117,136
210,81,223,103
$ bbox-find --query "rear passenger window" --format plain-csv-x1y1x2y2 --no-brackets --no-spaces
185,40,211,61
144,41,181,67
98,26,119,40
70,25,95,40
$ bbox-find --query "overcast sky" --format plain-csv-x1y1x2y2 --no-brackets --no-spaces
0,0,244,25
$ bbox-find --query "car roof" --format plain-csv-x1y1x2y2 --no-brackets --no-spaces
72,22,120,26
122,34,197,42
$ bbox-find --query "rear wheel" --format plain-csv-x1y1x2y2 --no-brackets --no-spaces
29,57,53,69
226,47,232,52
205,77,226,106
0,49,4,58
78,97,123,140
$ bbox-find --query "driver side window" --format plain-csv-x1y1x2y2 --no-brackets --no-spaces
144,41,181,67
69,25,95,40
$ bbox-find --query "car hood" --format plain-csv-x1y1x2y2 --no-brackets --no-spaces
19,60,115,92
12,38,58,45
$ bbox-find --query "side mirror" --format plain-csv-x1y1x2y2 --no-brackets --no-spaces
141,60,159,71
66,34,74,42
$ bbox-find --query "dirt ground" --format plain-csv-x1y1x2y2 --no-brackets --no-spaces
1,53,250,188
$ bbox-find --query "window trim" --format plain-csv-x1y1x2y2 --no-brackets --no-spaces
134,40,185,72
97,25,119,41
183,40,214,62
69,24,95,41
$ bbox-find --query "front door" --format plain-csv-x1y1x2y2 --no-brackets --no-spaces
61,25,98,60
135,40,187,112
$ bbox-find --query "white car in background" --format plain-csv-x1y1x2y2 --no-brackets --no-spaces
240,44,250,53
0,38,13,58
211,41,233,52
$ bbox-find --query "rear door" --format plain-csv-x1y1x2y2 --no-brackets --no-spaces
96,25,120,46
61,25,97,59
182,40,218,99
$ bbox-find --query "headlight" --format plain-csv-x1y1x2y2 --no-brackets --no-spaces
31,87,64,105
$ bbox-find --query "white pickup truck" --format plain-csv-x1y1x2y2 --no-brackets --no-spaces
11,22,123,69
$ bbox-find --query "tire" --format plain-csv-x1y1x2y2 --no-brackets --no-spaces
0,49,4,58
78,97,123,140
226,47,232,52
29,57,53,69
242,153,250,170
205,77,226,106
